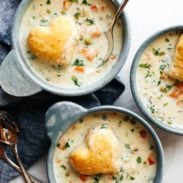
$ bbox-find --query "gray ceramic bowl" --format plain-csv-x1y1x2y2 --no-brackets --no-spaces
45,101,164,183
8,0,131,96
130,26,183,135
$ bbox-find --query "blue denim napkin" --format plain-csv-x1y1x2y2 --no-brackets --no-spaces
0,0,125,182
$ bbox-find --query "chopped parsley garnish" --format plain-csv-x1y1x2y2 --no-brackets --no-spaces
85,18,95,25
101,114,107,120
112,174,124,182
40,18,48,26
125,143,131,150
163,102,168,107
46,0,51,5
165,38,170,42
65,171,70,177
82,0,91,5
145,70,153,78
74,12,80,19
63,141,70,149
93,174,102,183
160,84,173,93
157,80,161,86
149,105,155,114
136,156,142,164
72,76,80,87
68,0,78,2
159,64,169,74
84,37,92,45
61,165,66,170
101,124,108,129
72,59,84,66
138,63,151,69
47,9,51,14
152,48,165,56
61,10,66,15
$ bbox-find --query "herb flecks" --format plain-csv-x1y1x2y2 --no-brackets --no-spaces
74,12,80,19
68,0,78,2
152,48,165,56
82,0,91,5
63,141,70,150
138,63,151,69
85,18,95,25
72,59,84,66
72,76,80,87
101,124,108,129
46,0,51,5
136,156,142,164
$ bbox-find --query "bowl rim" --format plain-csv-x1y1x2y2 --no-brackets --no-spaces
11,0,131,96
47,105,164,183
130,25,183,135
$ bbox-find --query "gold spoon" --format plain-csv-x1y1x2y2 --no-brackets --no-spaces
0,127,33,183
0,112,33,183
97,0,129,68
0,144,42,183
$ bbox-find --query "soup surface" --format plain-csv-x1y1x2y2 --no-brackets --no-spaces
136,31,183,129
19,0,123,88
54,112,157,183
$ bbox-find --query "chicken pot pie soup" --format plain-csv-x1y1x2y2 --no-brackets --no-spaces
19,0,123,88
54,112,158,183
136,30,183,130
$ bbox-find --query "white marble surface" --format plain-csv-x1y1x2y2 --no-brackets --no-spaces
10,0,183,182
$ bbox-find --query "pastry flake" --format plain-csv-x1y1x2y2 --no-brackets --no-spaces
169,34,183,81
27,16,76,65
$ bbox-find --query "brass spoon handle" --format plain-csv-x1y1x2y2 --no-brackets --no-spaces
3,152,42,183
12,144,33,183
110,0,129,31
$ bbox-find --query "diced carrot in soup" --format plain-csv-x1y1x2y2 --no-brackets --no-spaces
79,175,88,182
75,66,85,73
90,4,99,12
139,129,147,139
147,153,156,165
79,48,98,61
63,0,72,10
88,26,101,38
170,82,183,98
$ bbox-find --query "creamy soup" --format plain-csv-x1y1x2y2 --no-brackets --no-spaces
19,0,123,88
136,31,183,129
54,112,157,183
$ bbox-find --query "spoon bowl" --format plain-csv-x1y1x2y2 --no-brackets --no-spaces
97,0,129,68
0,112,32,183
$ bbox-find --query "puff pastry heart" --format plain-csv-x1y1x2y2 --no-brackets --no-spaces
28,16,76,64
70,124,121,175
168,34,183,81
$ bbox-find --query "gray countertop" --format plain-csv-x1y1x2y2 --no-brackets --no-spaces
10,0,183,182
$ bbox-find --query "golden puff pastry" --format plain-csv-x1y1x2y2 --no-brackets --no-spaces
168,34,183,81
70,124,121,175
28,16,76,65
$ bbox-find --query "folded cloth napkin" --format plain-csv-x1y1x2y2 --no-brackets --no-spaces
0,0,125,182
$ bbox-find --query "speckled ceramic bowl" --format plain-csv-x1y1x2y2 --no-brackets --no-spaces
45,101,164,183
130,26,183,135
8,0,130,96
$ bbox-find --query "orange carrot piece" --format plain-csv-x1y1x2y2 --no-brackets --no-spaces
147,153,156,165
79,175,88,182
63,0,72,10
75,66,85,73
90,4,99,12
